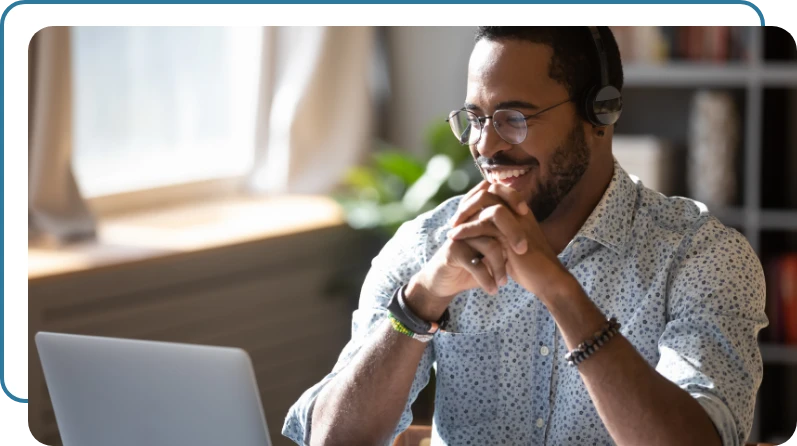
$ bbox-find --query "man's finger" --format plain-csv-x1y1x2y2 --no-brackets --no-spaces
449,206,528,255
462,236,507,288
449,239,499,294
449,189,503,227
487,183,530,216
450,183,529,227
462,180,490,201
454,181,491,219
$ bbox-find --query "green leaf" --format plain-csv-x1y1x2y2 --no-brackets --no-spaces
426,118,471,165
335,117,483,235
342,167,397,203
402,155,454,213
343,166,380,190
372,151,426,185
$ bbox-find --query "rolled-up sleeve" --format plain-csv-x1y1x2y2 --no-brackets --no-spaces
656,218,768,446
282,217,436,445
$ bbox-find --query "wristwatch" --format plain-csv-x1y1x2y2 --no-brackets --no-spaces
387,284,449,338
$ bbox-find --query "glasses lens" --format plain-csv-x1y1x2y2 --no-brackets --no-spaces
493,110,527,144
449,110,481,145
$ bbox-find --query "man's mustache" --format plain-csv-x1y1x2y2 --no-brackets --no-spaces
476,155,539,169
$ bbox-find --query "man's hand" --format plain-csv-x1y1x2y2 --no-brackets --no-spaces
447,182,572,298
404,182,531,321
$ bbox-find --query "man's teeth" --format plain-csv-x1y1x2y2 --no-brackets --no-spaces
490,169,528,181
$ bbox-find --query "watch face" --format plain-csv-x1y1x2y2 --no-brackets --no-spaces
413,333,435,343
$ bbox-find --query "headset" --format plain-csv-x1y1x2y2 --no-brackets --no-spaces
584,26,623,127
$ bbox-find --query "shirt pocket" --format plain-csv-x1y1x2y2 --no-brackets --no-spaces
433,330,501,426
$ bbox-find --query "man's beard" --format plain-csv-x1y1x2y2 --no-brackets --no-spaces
529,123,590,222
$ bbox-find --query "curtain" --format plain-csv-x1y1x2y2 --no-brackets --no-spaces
247,27,376,194
28,26,96,243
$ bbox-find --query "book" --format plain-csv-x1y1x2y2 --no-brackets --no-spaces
764,253,797,345
612,135,676,196
765,257,783,343
615,26,748,63
780,254,797,345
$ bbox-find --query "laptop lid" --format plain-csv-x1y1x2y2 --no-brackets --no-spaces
35,332,272,446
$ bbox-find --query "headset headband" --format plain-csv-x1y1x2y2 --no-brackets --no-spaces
588,26,609,89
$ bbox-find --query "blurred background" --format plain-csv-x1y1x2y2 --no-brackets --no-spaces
27,26,797,445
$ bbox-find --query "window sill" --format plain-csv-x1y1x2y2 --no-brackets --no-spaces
28,195,346,281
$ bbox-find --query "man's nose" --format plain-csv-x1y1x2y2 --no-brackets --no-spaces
475,119,511,159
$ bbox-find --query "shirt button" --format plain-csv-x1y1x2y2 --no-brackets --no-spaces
540,346,550,356
536,418,545,428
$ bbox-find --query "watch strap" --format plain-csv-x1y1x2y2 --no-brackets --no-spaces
387,284,449,335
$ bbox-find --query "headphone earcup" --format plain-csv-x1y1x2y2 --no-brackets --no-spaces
588,85,623,127
582,84,600,126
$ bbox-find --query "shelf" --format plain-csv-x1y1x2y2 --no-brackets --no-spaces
711,207,747,229
624,63,797,88
625,63,750,87
760,210,797,230
708,208,797,231
760,63,797,87
760,343,797,366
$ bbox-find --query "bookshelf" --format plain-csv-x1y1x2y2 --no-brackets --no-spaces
618,26,797,444
760,343,797,366
624,62,797,88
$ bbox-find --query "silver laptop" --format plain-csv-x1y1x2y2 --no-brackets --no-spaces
35,332,272,446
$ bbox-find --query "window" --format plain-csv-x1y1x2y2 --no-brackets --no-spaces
72,27,263,197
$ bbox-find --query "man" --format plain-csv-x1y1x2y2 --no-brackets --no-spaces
283,27,767,446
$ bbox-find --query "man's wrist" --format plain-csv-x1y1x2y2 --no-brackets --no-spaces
536,265,581,305
404,276,450,322
536,269,610,351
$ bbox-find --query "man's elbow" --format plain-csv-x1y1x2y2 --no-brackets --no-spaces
309,425,391,446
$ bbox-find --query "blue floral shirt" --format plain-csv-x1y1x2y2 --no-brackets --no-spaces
283,161,767,446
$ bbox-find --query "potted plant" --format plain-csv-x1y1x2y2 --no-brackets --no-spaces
333,117,481,239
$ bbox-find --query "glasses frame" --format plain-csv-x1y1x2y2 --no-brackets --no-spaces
447,97,573,146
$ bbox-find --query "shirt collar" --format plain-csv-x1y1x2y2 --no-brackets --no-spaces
574,159,637,255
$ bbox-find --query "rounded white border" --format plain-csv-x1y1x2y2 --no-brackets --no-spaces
4,1,794,445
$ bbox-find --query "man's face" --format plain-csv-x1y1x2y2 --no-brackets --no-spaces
466,38,591,222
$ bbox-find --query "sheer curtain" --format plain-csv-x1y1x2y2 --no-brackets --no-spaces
28,27,96,243
28,26,377,244
248,27,376,194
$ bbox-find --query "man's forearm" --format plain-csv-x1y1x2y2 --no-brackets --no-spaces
542,275,721,446
310,320,427,446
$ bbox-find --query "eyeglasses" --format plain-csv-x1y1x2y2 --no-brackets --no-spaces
446,97,572,146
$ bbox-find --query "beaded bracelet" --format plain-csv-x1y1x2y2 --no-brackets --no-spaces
388,313,434,343
564,317,621,367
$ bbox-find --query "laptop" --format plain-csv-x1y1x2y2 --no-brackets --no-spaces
35,332,272,446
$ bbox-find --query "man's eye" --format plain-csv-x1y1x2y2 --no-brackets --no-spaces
506,117,526,127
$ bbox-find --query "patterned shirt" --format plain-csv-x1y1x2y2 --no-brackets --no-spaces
283,161,767,446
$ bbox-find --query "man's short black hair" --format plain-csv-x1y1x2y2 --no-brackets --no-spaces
474,26,624,120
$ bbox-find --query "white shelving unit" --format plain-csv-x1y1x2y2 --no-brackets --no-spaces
623,28,797,254
624,62,797,88
622,27,797,443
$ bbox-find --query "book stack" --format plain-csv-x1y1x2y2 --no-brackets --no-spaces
612,135,677,196
764,253,797,344
610,26,753,64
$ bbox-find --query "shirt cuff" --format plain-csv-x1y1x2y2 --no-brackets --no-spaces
282,374,335,446
692,392,740,446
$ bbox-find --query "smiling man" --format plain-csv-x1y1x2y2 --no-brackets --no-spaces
283,27,767,446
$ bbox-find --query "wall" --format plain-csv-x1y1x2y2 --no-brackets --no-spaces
383,26,476,155
29,226,373,446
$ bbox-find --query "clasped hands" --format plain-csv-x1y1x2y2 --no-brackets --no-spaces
445,180,568,299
